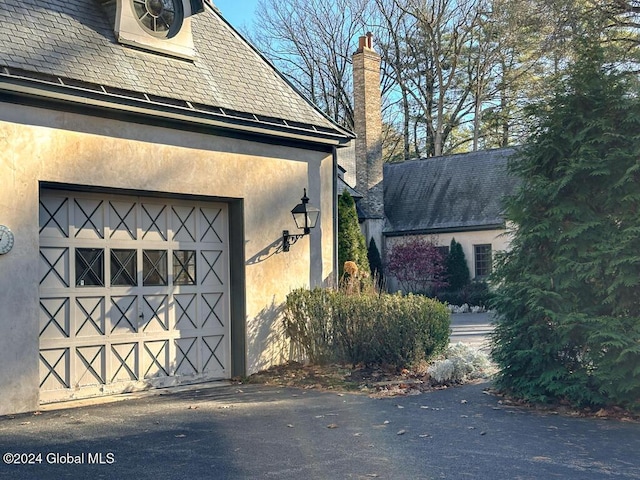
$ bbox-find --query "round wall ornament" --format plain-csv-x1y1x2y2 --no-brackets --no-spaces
0,225,14,255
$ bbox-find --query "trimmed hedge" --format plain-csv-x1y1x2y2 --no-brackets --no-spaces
283,288,450,368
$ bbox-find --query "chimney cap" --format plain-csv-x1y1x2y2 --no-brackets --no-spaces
356,32,375,53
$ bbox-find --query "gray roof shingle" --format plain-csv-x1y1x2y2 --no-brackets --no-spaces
0,0,344,134
383,148,519,234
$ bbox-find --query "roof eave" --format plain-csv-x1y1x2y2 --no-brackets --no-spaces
0,75,352,147
384,223,506,237
207,6,356,141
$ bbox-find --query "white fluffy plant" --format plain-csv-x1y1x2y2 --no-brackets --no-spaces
427,343,495,384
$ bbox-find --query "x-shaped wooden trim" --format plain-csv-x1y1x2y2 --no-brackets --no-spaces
144,341,168,378
39,197,68,237
201,250,223,285
202,335,224,371
75,297,104,336
200,208,222,243
77,346,105,384
39,349,69,388
109,202,137,240
110,296,137,333
142,204,167,240
142,295,168,331
74,199,104,239
173,250,196,285
175,294,197,328
202,293,224,328
111,343,138,382
172,207,196,241
39,298,69,338
175,338,198,374
40,248,69,287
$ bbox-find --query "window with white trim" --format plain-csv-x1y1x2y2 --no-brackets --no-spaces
474,244,492,279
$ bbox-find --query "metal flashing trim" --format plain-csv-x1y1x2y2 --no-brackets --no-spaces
0,67,351,145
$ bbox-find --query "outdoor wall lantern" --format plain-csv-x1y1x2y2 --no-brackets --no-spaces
282,189,320,252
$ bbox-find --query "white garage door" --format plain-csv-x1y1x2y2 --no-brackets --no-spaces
38,189,231,404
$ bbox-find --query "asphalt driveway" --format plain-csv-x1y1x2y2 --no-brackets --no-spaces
1,381,638,479
449,312,494,350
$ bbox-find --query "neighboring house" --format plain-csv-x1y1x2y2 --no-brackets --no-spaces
347,35,518,287
0,0,352,415
383,148,519,285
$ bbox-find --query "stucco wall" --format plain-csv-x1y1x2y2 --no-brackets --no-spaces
0,104,336,415
384,229,512,292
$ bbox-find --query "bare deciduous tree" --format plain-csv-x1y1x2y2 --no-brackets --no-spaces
374,0,495,157
251,0,640,160
252,0,371,129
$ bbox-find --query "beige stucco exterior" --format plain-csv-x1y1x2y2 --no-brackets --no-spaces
0,103,337,415
384,228,512,292
430,230,512,278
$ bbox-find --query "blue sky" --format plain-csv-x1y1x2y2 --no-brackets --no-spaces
213,0,259,29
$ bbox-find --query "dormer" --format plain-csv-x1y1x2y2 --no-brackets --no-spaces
98,0,205,60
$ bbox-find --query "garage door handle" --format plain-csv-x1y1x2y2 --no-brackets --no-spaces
139,313,144,319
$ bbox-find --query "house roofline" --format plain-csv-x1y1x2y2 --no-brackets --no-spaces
206,4,355,141
0,71,353,147
384,223,506,237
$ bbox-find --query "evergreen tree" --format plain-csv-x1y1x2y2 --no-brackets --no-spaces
446,238,470,291
338,191,369,278
491,43,640,411
367,237,384,287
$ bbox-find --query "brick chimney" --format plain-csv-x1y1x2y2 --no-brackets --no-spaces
353,32,384,247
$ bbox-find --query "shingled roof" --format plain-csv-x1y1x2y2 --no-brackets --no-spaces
383,148,519,235
0,0,351,142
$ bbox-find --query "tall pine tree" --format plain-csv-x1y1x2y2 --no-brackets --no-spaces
446,238,470,291
338,191,369,278
367,237,384,287
491,43,640,411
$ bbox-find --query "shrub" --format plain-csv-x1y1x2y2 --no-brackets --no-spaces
437,281,493,309
428,343,495,384
282,288,335,364
386,237,448,295
428,359,455,384
283,288,450,369
369,293,450,366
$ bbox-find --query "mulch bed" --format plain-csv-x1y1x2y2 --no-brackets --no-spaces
239,361,473,398
239,361,640,421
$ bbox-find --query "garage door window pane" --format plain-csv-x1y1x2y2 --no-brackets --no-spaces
143,250,168,286
76,248,104,287
111,249,137,286
174,250,196,285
